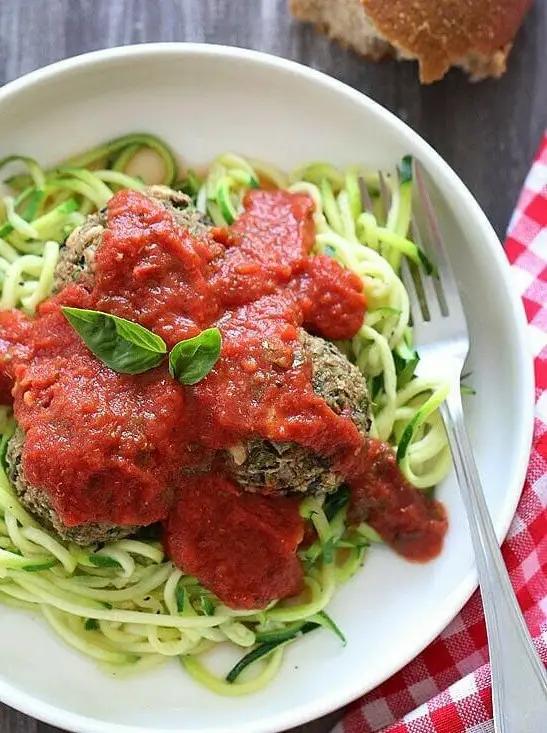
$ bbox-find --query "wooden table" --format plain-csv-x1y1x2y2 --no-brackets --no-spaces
0,1,546,732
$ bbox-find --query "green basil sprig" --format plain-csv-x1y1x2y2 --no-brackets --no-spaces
63,307,222,383
62,307,167,375
169,327,222,385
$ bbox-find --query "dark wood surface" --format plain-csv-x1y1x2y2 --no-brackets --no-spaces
0,1,546,732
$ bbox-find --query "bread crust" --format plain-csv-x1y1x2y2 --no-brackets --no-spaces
361,0,534,82
304,18,392,61
289,0,393,61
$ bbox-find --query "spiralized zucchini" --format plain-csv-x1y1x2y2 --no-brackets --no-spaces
0,134,177,311
0,137,451,694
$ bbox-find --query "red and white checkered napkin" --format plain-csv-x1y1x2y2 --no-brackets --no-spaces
334,134,547,733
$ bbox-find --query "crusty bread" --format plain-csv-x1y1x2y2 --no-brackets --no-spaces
289,0,393,61
289,0,534,83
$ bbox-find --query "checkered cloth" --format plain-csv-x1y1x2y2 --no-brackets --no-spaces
334,133,547,733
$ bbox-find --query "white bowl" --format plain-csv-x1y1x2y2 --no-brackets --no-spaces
0,43,534,733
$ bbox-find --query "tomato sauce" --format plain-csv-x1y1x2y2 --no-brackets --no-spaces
94,191,223,345
345,439,448,563
0,187,447,608
12,293,186,526
165,474,304,609
293,255,367,340
0,310,31,404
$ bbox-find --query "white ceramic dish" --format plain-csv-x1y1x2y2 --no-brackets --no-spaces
0,43,534,733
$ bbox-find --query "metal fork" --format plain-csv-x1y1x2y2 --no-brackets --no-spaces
381,162,547,732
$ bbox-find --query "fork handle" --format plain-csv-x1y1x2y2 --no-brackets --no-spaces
440,388,547,732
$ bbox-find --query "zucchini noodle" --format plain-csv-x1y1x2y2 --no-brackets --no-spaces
0,134,177,312
0,136,453,694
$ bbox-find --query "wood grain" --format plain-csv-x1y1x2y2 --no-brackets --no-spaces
0,1,546,732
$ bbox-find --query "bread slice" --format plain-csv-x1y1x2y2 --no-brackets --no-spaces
289,0,534,83
289,0,393,62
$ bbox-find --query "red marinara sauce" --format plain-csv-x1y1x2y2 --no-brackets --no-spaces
12,289,187,527
344,439,448,563
0,309,30,404
165,474,304,609
0,187,447,609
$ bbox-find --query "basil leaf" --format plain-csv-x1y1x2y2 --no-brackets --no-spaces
62,307,167,375
169,327,222,386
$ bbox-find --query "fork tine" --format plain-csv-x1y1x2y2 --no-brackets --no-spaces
409,216,443,321
377,171,392,224
400,258,425,326
414,161,467,323
359,177,375,213
418,264,442,322
377,166,440,324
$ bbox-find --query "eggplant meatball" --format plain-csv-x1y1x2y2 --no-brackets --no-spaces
226,330,370,495
5,427,137,544
53,185,208,291
8,186,209,545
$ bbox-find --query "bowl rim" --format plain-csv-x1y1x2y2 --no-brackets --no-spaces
0,41,535,733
